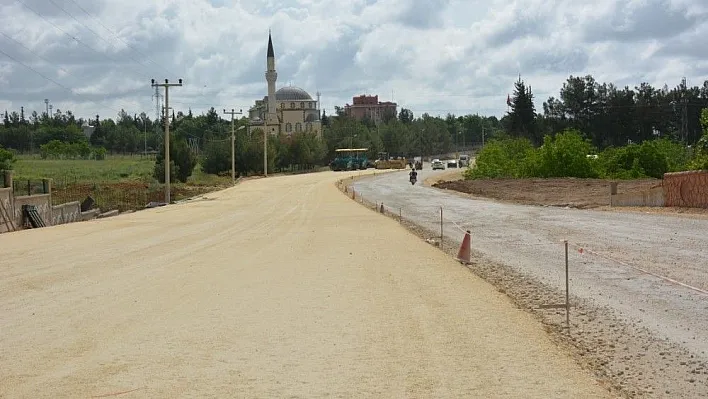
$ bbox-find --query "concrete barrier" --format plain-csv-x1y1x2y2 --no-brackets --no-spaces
610,186,664,207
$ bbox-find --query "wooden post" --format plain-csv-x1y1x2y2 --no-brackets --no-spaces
609,182,618,206
440,206,444,250
565,240,570,330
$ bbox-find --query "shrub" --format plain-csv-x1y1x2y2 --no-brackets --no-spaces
598,141,668,179
464,137,534,179
93,147,107,160
531,130,599,178
0,144,15,170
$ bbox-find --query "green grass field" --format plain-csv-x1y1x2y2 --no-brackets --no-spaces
9,155,232,211
13,155,155,185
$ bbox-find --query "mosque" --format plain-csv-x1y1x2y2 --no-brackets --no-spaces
247,33,322,138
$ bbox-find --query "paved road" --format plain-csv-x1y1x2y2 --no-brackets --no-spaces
353,167,708,361
0,171,612,398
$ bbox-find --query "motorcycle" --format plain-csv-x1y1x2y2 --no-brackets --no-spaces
409,173,417,185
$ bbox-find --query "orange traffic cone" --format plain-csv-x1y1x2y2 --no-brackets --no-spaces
456,230,471,264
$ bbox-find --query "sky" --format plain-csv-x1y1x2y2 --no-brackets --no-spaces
1,0,707,122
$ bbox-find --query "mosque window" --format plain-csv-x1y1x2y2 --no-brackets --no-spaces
306,123,312,131
300,102,305,108
285,123,292,132
295,122,302,132
290,102,295,108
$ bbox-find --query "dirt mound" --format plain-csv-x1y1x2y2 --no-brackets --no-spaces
434,178,661,208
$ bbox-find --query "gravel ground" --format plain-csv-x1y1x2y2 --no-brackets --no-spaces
1,170,613,398
350,167,708,399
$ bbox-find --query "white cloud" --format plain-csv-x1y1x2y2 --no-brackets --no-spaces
0,0,706,121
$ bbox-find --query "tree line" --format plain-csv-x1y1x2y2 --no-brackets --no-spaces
3,73,708,181
505,75,708,147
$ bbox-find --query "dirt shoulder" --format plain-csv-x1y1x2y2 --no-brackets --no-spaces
432,176,708,217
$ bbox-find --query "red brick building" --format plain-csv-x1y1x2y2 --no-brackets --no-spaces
343,95,397,124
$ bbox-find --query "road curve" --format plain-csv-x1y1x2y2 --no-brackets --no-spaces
0,171,613,398
352,167,708,361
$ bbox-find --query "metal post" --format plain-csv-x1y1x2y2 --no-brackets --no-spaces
565,240,570,330
399,208,402,222
440,206,444,250
151,78,183,204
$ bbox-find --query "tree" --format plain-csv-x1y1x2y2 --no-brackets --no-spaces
153,137,196,183
201,140,231,175
398,108,414,124
507,76,538,143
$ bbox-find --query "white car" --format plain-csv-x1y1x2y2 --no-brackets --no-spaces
432,159,445,170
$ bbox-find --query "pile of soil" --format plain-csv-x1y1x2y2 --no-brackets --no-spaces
433,178,661,209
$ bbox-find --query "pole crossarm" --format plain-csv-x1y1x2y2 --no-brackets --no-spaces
151,78,183,204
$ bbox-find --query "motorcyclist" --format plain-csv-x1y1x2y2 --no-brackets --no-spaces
409,168,418,181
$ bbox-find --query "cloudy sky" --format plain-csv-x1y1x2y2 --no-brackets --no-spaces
1,0,707,122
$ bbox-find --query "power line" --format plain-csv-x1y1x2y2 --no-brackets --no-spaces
0,31,142,112
0,47,121,114
15,0,217,109
14,0,153,81
65,0,179,79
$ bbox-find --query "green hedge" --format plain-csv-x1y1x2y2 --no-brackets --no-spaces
464,130,692,180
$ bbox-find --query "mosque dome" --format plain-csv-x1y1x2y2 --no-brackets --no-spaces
275,86,313,101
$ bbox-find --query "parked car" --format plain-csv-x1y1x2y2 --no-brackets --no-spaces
432,159,445,170
459,154,470,167
447,159,458,168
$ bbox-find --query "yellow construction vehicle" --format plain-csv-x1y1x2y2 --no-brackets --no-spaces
375,152,407,169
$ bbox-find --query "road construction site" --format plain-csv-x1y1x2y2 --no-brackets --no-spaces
351,165,708,398
0,169,614,398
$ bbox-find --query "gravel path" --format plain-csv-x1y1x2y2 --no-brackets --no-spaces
0,171,612,398
352,167,708,398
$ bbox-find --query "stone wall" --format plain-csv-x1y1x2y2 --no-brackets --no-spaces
664,170,708,208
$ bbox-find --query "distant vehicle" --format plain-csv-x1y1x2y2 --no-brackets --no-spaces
432,159,445,170
447,159,458,168
459,154,470,167
330,148,369,171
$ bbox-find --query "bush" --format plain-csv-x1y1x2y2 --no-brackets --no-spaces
464,137,535,179
93,147,107,160
598,141,668,179
0,144,15,170
39,140,93,159
531,130,599,178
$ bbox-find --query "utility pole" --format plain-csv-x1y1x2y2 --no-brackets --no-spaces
44,99,49,118
151,78,182,204
482,127,485,147
223,108,243,184
264,129,268,177
143,116,147,157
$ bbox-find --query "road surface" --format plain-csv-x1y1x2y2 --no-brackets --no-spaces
352,167,708,361
0,171,612,398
